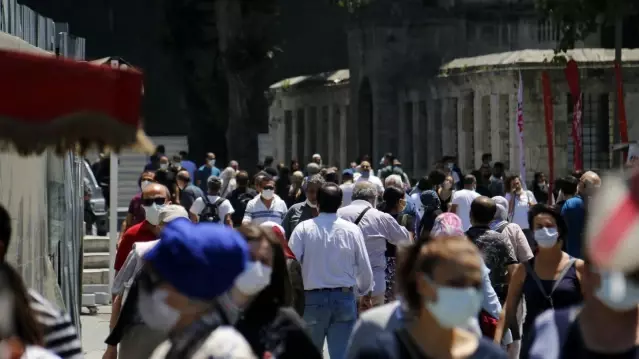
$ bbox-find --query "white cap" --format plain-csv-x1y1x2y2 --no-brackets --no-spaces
158,204,189,224
312,153,321,159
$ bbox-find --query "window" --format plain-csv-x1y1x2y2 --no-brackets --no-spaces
296,108,305,163
284,110,293,163
567,93,610,171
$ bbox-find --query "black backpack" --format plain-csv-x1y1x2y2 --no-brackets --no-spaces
199,196,225,223
229,190,255,226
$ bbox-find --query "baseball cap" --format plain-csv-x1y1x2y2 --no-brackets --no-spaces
342,168,354,176
143,220,250,301
207,175,222,185
158,204,189,224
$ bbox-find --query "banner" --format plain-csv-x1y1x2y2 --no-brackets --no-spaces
565,60,583,171
542,71,555,205
516,71,527,187
615,61,629,144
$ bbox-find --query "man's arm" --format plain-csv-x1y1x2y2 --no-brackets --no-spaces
242,200,255,224
288,225,304,261
380,213,411,245
353,228,374,296
189,198,204,223
450,191,460,214
281,207,296,241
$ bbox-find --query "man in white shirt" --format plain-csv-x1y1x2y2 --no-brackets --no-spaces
289,183,373,359
242,175,288,225
189,176,235,225
355,160,384,195
340,169,355,207
450,174,481,231
338,181,411,308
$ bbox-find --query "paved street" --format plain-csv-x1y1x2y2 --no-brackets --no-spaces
80,306,331,358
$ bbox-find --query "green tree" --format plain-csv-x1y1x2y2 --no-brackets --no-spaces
536,0,636,52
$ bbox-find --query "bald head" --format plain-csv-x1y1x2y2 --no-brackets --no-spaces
142,183,170,203
177,170,190,188
579,171,601,196
470,196,497,226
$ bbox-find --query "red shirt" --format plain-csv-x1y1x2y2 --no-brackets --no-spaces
127,193,146,226
114,221,157,271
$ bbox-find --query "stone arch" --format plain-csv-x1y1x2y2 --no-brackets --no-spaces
358,78,374,159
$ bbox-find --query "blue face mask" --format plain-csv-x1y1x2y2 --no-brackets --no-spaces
424,276,481,328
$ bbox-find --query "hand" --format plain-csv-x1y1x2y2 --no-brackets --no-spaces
102,345,117,359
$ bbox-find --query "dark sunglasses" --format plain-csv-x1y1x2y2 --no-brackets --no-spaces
141,197,166,206
263,186,275,190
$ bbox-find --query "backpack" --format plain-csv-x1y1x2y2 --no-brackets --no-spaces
230,191,255,226
199,196,225,223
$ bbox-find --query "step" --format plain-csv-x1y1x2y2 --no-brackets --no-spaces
83,236,110,253
94,292,111,305
83,252,111,269
82,293,96,307
83,268,110,285
83,284,110,294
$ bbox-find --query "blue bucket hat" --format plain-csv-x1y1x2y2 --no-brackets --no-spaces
143,218,250,301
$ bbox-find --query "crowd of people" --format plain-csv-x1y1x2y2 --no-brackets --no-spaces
2,145,639,359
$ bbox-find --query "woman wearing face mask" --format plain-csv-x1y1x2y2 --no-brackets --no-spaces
504,175,537,230
0,263,60,359
524,261,639,358
229,225,321,359
348,236,507,359
437,175,455,212
531,172,549,206
495,205,584,346
381,186,415,303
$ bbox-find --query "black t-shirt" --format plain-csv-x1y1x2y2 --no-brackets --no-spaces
226,187,258,226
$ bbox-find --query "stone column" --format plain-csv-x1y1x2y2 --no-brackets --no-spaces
509,93,518,173
490,94,502,164
304,106,312,162
398,93,407,166
327,104,335,167
292,108,300,162
426,99,439,169
441,98,454,156
339,104,348,170
412,97,421,176
458,93,473,172
473,92,484,170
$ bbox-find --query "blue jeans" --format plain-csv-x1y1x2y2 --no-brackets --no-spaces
303,289,357,359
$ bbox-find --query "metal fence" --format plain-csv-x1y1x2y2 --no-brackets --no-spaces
0,0,86,333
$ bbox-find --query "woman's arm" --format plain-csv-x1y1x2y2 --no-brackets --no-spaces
494,263,526,343
575,258,586,296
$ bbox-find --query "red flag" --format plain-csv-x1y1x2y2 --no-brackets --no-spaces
541,71,554,205
564,60,583,172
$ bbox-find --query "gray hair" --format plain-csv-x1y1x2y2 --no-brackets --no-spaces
384,174,403,189
352,182,378,204
307,174,325,187
306,162,320,175
494,204,508,221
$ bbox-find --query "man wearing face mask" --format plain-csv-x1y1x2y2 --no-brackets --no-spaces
242,175,288,226
120,171,155,243
524,263,639,358
139,220,257,359
0,204,82,359
114,183,171,274
105,205,189,359
196,152,221,192
356,161,384,195
176,170,204,212
281,174,325,240
158,155,170,171
561,171,601,259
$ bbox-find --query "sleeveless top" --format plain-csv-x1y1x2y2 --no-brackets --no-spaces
522,258,582,335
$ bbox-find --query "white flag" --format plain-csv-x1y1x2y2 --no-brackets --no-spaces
516,71,527,188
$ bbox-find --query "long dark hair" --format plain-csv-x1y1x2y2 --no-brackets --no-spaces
0,263,43,345
381,186,404,214
237,225,292,318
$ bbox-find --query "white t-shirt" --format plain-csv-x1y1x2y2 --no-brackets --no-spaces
340,182,355,207
451,189,481,231
356,175,384,194
505,190,537,229
242,195,288,225
189,195,235,224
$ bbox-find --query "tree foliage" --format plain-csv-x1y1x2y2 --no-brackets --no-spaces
536,0,637,52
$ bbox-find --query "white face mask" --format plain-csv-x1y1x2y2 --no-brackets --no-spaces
234,261,273,296
140,180,151,190
596,271,639,312
534,227,559,248
160,163,169,170
424,276,482,328
138,288,181,332
261,189,275,200
447,163,454,170
142,203,165,226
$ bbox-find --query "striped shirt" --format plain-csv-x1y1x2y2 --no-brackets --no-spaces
28,289,83,359
241,196,288,226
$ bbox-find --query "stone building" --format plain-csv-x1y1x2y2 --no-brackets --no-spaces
268,49,639,180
